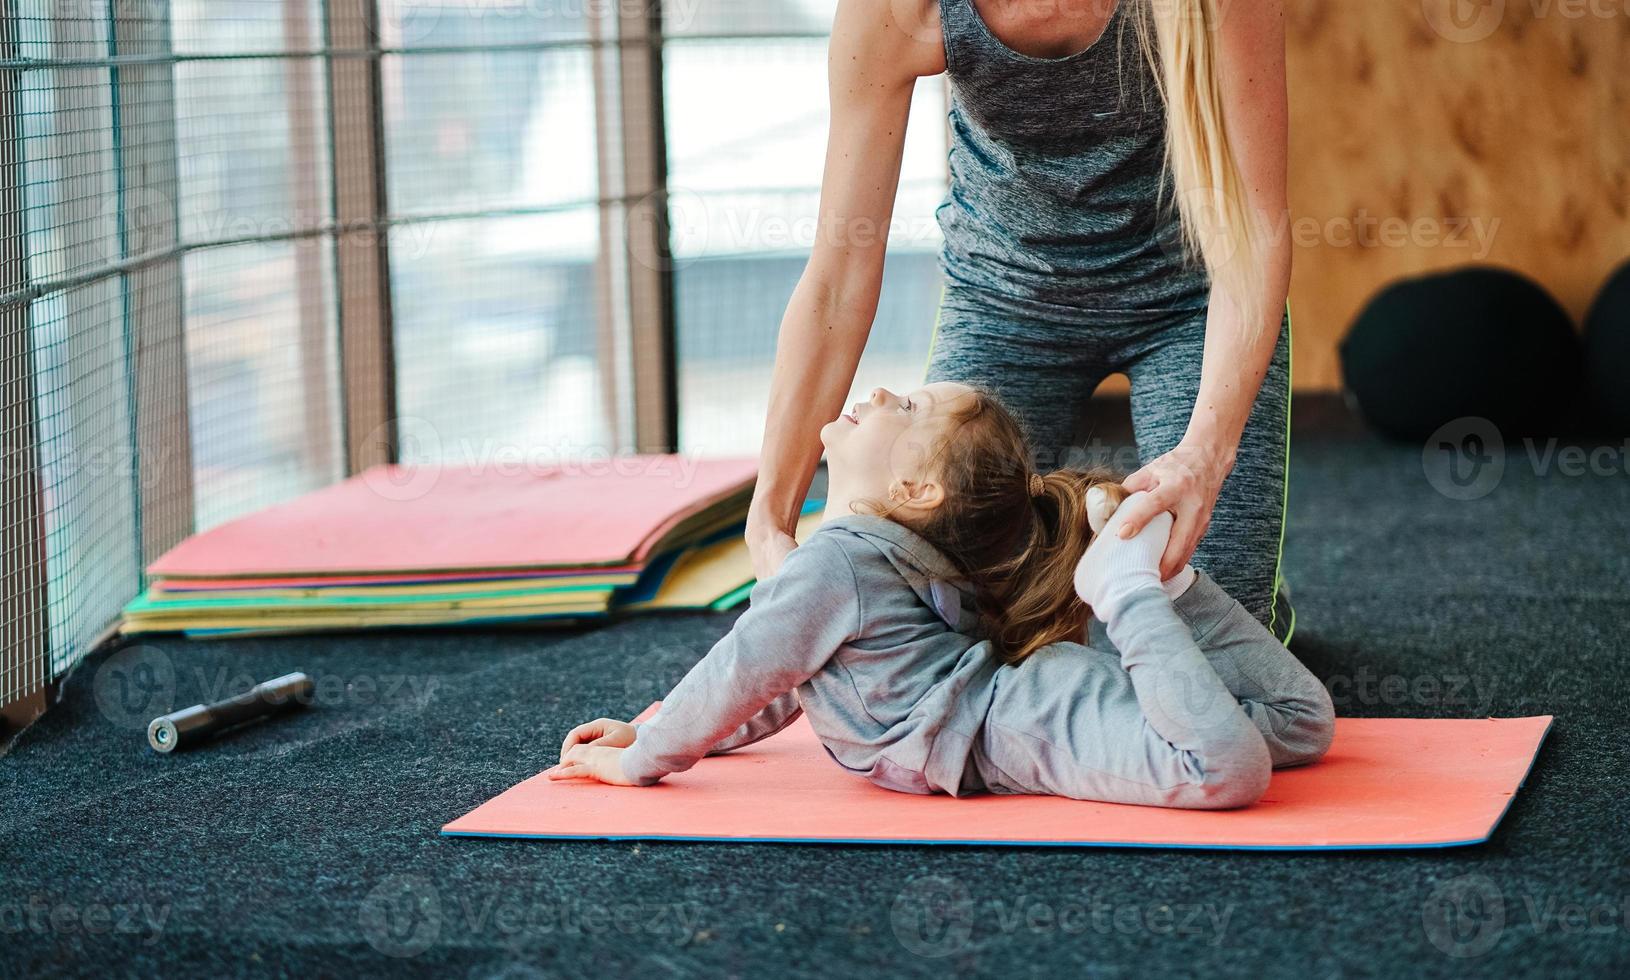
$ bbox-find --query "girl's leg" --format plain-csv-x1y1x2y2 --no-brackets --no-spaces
1163,570,1334,767
1118,306,1295,642
923,286,1109,472
976,587,1274,810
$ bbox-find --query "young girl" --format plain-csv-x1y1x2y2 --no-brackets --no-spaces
550,382,1333,809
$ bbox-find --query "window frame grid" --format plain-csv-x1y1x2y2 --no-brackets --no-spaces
0,2,892,735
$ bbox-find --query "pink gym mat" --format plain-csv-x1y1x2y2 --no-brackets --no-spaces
443,708,1551,850
149,456,759,578
152,566,643,591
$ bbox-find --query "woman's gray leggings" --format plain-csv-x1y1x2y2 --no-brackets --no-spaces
922,283,1295,642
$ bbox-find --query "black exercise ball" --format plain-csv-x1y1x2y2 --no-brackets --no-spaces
1584,260,1630,434
1339,266,1585,441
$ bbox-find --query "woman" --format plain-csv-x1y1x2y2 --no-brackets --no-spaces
745,0,1295,641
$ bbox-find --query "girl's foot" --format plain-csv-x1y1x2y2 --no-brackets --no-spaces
1075,490,1174,624
1083,486,1196,606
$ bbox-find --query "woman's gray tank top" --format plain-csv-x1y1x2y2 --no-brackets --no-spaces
935,0,1211,314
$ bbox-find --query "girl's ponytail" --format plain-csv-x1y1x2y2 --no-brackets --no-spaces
982,470,1128,663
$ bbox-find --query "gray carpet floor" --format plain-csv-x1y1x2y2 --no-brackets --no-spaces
3,408,1627,978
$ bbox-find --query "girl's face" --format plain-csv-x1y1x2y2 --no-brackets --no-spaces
820,382,975,515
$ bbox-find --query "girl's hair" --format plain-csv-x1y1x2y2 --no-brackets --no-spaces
851,386,1127,664
1125,0,1267,342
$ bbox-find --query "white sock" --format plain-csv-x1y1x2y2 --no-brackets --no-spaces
1084,484,1193,603
1074,490,1174,625
1163,565,1197,602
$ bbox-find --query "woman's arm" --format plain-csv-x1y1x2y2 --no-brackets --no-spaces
559,533,862,786
1117,0,1292,579
745,0,944,580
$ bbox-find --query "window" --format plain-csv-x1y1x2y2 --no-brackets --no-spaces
0,0,953,722
664,2,950,454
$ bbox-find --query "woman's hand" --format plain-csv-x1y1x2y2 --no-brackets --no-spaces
559,717,637,757
1113,439,1235,581
746,519,798,582
546,744,639,786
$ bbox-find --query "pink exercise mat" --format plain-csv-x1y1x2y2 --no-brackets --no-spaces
149,455,759,578
444,707,1551,850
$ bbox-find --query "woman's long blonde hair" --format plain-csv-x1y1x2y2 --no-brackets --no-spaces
1127,0,1268,341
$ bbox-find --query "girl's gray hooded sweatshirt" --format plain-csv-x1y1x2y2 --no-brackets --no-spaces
619,512,1001,795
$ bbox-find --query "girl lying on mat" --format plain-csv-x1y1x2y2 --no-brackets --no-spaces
549,383,1334,809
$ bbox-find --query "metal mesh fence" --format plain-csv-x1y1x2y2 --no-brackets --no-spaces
1,0,344,723
381,40,606,464
0,0,955,726
182,238,341,529
6,4,135,716
376,2,616,466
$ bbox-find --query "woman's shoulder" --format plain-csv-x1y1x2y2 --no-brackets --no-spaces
830,0,946,81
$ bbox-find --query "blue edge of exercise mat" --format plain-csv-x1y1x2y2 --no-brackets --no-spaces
440,722,1553,852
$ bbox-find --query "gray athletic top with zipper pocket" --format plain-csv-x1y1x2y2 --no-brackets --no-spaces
934,0,1211,314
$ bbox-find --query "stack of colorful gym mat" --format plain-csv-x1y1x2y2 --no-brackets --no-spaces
121,455,825,639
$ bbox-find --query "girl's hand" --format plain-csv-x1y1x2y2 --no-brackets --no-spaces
559,717,637,758
1115,439,1234,581
546,744,639,786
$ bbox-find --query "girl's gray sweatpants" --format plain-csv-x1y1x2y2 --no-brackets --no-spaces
923,284,1296,642
969,568,1333,809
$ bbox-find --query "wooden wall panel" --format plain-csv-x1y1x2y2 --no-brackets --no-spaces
1285,0,1630,390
